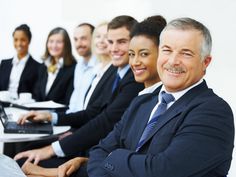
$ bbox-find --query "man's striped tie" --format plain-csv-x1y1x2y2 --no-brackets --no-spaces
136,91,175,151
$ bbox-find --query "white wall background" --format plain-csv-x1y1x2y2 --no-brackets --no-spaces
0,0,236,175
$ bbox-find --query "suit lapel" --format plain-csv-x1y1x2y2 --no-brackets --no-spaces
131,95,158,150
19,56,32,85
40,65,48,99
47,67,64,96
4,59,13,87
88,65,117,103
110,68,132,100
138,81,209,150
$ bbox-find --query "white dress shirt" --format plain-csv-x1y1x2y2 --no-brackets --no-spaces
44,57,64,95
8,54,29,99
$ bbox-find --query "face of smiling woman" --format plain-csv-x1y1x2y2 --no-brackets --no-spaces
47,33,64,61
129,35,160,88
94,24,109,56
13,30,30,59
157,29,211,92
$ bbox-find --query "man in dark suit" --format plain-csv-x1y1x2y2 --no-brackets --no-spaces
15,15,144,169
87,17,235,177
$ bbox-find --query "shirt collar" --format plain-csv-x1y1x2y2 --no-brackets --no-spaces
159,79,204,102
138,81,162,96
117,64,130,79
12,54,29,65
45,57,64,68
77,55,98,68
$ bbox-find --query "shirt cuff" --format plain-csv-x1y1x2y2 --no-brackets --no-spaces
51,112,58,125
51,141,65,157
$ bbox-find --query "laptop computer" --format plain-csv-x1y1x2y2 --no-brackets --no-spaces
0,104,53,134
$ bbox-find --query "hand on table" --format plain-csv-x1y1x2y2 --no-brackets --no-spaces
58,157,88,177
22,161,57,177
17,111,52,125
14,145,55,165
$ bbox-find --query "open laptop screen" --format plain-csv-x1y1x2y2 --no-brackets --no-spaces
0,104,8,127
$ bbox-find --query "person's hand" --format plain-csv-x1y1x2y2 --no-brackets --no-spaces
58,157,88,177
22,162,57,177
14,145,55,165
17,111,52,125
22,162,44,176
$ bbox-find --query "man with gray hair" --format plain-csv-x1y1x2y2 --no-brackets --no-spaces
88,17,234,177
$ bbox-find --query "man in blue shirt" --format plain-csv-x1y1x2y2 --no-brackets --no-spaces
67,23,98,113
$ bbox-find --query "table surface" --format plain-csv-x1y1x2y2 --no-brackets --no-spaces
0,107,70,142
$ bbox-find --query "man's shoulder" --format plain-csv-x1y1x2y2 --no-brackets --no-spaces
181,81,233,116
0,58,12,65
196,87,233,112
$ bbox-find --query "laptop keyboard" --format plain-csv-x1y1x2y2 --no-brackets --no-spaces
7,122,45,130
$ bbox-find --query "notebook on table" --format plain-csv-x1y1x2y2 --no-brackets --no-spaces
11,100,68,112
0,104,53,134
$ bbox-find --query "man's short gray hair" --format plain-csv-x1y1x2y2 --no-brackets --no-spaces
161,17,212,60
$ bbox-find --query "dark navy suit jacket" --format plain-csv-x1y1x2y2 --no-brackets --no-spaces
0,56,40,95
88,81,234,177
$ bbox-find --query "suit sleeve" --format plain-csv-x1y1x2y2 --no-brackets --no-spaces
87,105,132,177
88,97,234,177
58,80,144,156
56,94,105,127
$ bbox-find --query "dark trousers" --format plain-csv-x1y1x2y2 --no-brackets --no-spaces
4,136,58,158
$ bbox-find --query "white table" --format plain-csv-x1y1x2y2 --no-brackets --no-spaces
0,107,70,143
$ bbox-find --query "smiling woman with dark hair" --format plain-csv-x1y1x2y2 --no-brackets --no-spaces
129,15,166,91
0,24,40,99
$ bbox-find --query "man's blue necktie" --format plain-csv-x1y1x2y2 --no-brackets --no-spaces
112,74,120,93
136,91,175,151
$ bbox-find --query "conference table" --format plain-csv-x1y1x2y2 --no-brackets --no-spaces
0,107,70,143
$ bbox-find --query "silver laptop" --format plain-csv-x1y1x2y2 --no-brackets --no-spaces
0,104,53,134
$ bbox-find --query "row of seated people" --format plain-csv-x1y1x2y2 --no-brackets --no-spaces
0,25,75,106
0,22,106,110
3,15,145,159
2,14,234,177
